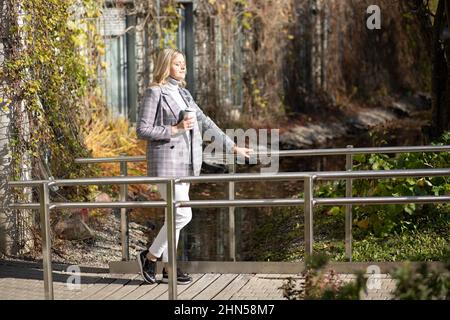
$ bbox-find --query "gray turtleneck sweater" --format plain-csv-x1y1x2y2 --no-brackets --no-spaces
166,76,189,111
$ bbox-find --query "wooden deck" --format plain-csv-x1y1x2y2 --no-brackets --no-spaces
0,259,397,300
0,260,289,300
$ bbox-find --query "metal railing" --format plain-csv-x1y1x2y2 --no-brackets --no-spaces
6,145,450,300
75,145,450,262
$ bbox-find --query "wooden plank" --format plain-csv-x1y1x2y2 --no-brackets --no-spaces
0,278,42,300
79,275,117,300
258,273,302,280
257,273,286,299
53,280,86,300
212,274,253,300
63,273,111,300
177,273,221,300
13,270,106,300
86,274,135,300
120,282,159,300
151,274,204,300
101,274,141,300
233,273,286,300
229,275,260,300
137,282,169,300
193,274,239,300
135,273,213,300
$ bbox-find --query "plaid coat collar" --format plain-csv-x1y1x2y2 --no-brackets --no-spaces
160,85,194,119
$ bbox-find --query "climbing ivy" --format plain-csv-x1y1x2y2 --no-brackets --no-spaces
1,0,104,200
159,1,182,48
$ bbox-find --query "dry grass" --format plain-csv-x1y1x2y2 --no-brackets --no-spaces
83,114,163,227
84,115,151,196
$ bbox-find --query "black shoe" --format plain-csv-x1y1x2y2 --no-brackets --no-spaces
162,267,193,285
137,250,156,284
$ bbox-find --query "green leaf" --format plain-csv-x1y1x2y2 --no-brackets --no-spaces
328,206,342,216
404,204,416,215
354,154,366,163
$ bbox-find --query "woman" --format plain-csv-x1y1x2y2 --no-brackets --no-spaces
136,48,252,284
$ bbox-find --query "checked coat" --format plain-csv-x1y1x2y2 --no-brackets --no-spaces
136,84,235,178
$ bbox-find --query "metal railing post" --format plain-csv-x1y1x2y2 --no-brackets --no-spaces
167,179,177,300
304,175,314,256
39,182,53,300
228,159,236,262
345,145,353,261
120,154,129,261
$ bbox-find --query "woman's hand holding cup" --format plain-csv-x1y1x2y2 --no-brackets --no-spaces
172,109,195,135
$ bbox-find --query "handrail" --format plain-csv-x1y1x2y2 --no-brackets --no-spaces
7,145,450,300
7,167,450,300
175,196,450,208
50,176,173,186
175,168,450,183
74,145,450,265
73,145,450,164
8,168,450,185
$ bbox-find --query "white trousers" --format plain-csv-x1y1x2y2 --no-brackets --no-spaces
148,182,192,263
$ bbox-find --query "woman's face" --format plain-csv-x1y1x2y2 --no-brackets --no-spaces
169,54,186,81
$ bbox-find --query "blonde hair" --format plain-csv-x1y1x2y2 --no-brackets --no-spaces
150,48,187,87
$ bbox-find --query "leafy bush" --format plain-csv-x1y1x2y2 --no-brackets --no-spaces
281,254,367,300
281,253,450,300
392,263,449,300
391,247,450,300
351,132,450,237
247,132,449,263
315,131,450,238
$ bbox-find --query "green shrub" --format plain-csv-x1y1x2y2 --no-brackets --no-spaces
314,131,450,238
350,132,450,237
281,254,367,300
392,257,449,300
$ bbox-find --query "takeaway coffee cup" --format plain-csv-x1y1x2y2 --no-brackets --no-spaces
183,108,196,130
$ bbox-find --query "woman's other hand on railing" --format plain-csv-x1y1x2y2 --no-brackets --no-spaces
232,145,254,159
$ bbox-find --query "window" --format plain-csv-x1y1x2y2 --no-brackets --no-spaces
100,7,137,122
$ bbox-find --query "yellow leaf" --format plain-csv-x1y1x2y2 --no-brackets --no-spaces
356,219,369,230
